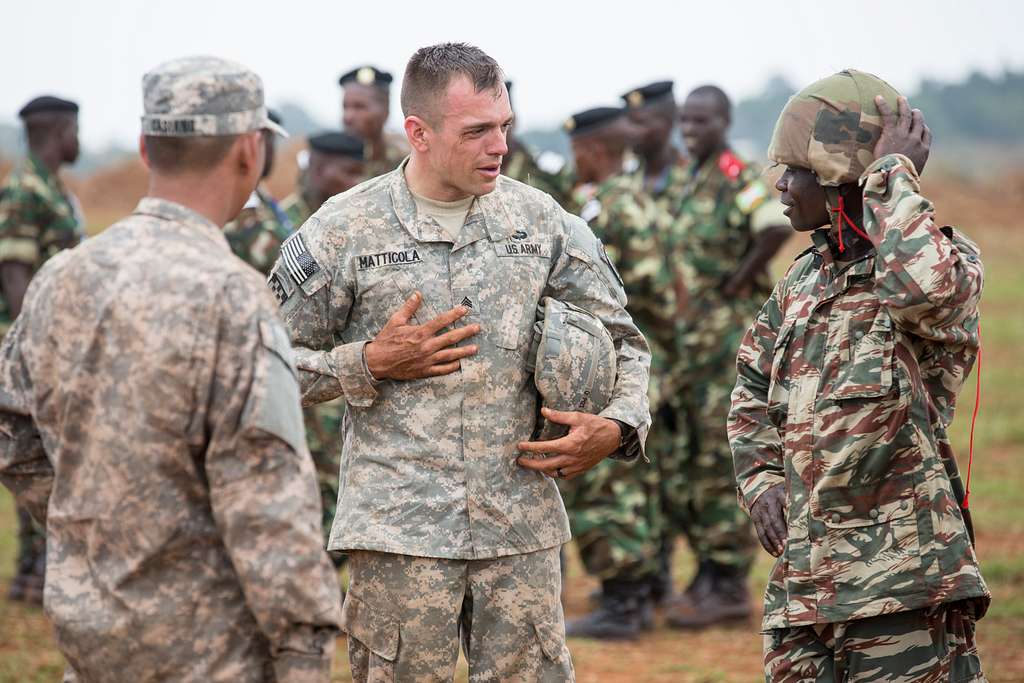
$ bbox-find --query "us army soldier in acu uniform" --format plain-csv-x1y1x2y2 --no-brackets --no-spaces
0,95,84,605
730,70,988,681
271,43,651,682
0,56,342,682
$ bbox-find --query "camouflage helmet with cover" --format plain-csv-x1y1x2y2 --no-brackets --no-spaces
768,69,901,186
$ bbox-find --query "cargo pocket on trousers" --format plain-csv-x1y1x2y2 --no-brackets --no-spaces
533,619,574,681
341,593,399,681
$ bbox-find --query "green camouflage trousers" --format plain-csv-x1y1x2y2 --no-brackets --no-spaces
764,600,987,682
559,456,660,582
302,398,345,549
343,547,574,682
656,364,755,573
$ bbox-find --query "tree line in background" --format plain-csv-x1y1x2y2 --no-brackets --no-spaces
1,69,1022,174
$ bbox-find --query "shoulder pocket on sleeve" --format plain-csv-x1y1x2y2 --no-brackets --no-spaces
242,319,306,454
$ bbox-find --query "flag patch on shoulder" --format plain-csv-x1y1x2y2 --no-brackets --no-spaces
281,233,321,285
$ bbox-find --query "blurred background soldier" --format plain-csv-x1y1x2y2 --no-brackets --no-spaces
621,80,687,208
0,56,342,681
281,130,366,569
661,85,790,629
501,80,573,206
339,64,409,179
282,130,367,227
561,106,674,640
223,108,293,273
0,94,83,605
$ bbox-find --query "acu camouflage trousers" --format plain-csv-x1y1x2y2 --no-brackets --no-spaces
764,600,986,682
343,547,574,682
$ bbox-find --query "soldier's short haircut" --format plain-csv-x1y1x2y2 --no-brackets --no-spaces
401,43,504,124
688,85,732,119
143,135,241,175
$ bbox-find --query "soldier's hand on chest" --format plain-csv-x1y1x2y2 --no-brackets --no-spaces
364,291,481,380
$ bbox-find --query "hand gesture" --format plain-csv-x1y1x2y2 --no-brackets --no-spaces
873,95,932,174
364,292,480,380
516,408,623,479
751,483,788,557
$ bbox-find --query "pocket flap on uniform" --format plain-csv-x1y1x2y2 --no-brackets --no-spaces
532,619,568,662
341,593,399,662
819,482,915,529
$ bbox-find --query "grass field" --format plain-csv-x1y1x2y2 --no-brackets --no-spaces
1,181,1022,681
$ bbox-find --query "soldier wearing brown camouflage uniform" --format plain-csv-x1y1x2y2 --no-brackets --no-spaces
0,95,83,606
0,56,342,681
271,43,650,681
339,65,409,180
730,70,988,681
662,86,791,630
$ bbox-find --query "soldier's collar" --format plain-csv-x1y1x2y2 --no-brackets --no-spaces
26,152,63,192
388,160,519,244
132,197,231,253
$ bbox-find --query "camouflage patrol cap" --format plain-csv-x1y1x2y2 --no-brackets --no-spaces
768,69,900,186
141,56,287,138
526,298,617,440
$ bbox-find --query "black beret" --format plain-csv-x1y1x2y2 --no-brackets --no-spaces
621,81,674,109
267,108,283,127
18,95,79,119
563,106,625,138
338,65,393,88
308,131,365,160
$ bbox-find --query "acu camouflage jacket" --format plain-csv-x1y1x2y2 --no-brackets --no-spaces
271,163,651,561
728,154,989,629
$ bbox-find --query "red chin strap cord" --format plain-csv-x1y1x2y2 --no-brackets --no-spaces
962,326,982,509
830,195,872,253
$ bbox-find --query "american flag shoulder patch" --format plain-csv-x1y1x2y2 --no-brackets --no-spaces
280,232,321,285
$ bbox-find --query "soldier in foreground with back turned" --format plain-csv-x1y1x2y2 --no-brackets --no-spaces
271,42,650,681
0,94,84,606
0,56,342,682
729,69,988,681
339,65,409,180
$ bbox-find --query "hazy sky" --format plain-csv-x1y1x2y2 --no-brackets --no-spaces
3,0,1022,149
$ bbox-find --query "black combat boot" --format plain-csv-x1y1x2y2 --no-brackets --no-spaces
665,560,751,629
566,578,654,640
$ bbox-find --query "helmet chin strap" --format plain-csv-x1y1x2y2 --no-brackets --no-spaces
824,186,871,253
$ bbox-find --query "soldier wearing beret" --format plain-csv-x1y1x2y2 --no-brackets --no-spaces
660,85,791,630
560,106,677,640
0,56,342,681
0,94,83,605
621,81,688,210
281,131,366,228
730,69,988,680
339,65,409,181
500,80,574,207
271,42,650,681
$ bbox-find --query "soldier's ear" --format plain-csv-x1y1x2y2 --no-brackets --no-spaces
404,115,430,153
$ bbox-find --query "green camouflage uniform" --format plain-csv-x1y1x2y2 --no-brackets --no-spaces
0,153,84,601
224,184,345,551
659,148,784,575
361,132,408,181
560,173,674,582
732,70,988,679
503,144,574,208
